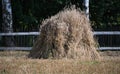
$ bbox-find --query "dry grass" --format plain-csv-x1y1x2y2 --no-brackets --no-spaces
29,6,100,59
0,51,120,74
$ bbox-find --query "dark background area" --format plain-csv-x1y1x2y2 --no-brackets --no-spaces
0,0,2,32
0,0,120,32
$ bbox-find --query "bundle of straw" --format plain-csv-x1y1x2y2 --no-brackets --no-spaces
29,6,100,60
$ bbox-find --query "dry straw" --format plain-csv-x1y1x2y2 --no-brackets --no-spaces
28,6,100,60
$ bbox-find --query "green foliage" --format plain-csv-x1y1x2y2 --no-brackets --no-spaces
0,0,2,32
1,0,120,31
90,0,120,30
10,0,84,32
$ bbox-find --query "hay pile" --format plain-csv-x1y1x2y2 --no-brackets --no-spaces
28,7,100,60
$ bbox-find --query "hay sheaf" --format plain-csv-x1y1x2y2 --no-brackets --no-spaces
29,7,100,60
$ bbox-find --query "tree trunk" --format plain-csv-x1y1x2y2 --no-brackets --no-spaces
84,0,89,19
2,0,15,47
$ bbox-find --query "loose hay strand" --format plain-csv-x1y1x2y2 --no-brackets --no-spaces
29,6,101,60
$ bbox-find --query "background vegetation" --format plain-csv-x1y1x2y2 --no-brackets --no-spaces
90,0,120,30
1,0,120,32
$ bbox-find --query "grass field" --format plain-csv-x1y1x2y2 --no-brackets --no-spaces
0,51,120,74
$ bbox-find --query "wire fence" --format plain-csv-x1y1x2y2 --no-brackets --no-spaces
0,31,120,50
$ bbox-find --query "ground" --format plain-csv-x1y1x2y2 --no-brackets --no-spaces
0,51,120,74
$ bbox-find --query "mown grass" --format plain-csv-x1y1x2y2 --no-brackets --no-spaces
0,51,120,74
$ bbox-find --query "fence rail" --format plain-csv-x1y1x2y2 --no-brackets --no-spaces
0,31,120,51
94,31,120,35
0,47,32,50
1,31,120,36
0,32,39,36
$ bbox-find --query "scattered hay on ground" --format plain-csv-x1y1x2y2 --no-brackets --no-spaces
28,6,100,60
